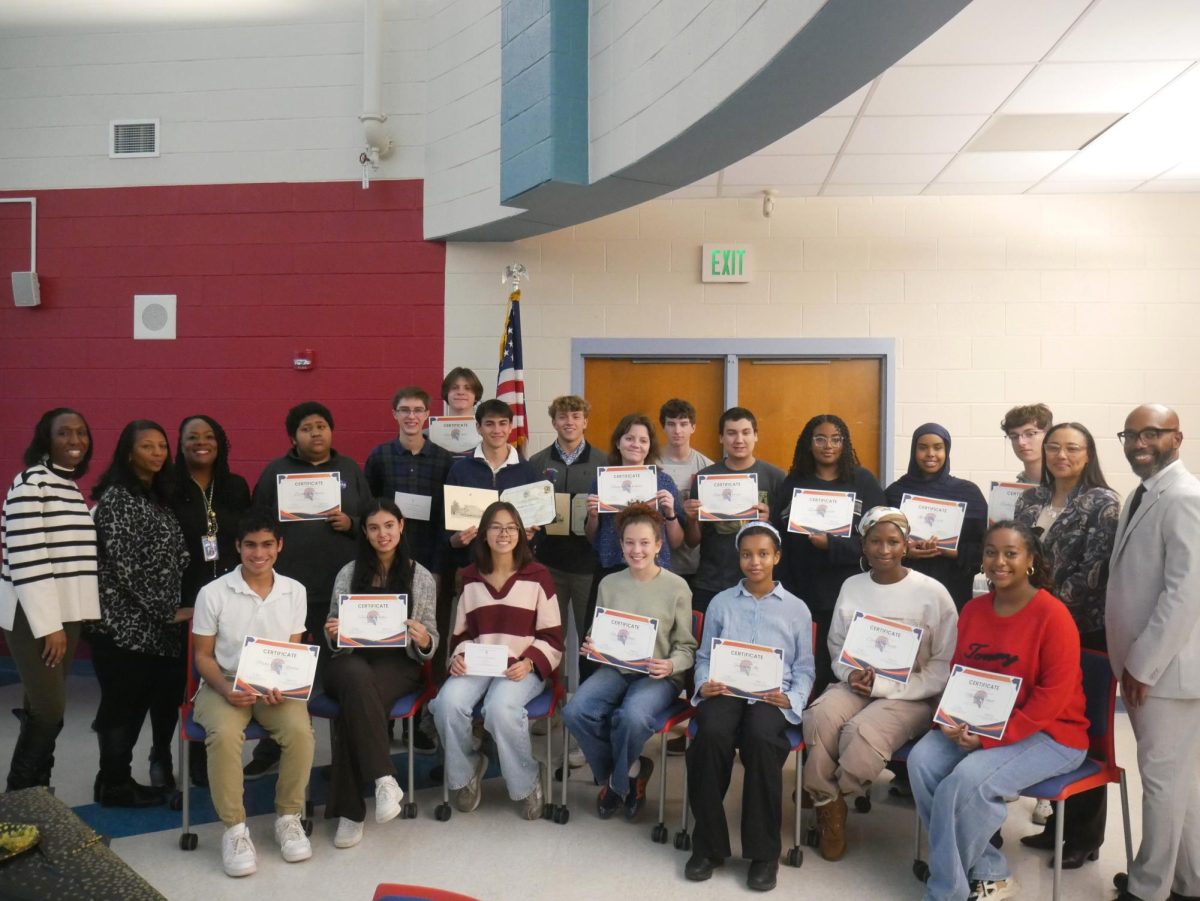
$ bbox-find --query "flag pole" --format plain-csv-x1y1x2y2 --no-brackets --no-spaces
498,263,529,450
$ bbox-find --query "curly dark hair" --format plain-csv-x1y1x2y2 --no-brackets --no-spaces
983,520,1050,591
23,407,94,476
788,413,860,483
615,502,664,541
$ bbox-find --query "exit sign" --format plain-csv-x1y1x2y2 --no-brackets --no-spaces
702,244,753,282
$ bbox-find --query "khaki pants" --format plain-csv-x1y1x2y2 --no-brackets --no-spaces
193,680,314,826
802,682,934,803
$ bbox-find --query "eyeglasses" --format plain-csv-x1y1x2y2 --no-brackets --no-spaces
1006,429,1043,443
486,524,520,536
1117,428,1179,444
1043,443,1086,457
395,407,427,416
813,435,844,447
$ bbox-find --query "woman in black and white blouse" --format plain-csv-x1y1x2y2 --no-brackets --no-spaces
89,420,191,807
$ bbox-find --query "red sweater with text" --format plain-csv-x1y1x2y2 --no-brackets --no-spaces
952,589,1089,750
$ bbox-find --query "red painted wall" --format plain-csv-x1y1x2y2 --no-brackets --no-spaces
0,180,445,496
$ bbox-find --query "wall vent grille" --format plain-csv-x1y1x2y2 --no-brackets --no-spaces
110,119,159,158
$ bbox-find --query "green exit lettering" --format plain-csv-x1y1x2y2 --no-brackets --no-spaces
710,248,746,277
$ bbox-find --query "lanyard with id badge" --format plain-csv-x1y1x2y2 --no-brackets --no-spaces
198,481,220,571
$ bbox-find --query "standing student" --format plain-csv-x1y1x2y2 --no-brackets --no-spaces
442,367,484,419
1001,404,1052,485
160,414,251,790
1,408,99,792
685,521,814,893
655,399,714,585
682,407,785,614
192,514,315,878
884,423,987,609
1107,405,1200,901
90,420,191,807
773,414,885,693
908,521,1087,901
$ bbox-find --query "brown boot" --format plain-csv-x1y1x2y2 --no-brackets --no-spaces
816,796,848,861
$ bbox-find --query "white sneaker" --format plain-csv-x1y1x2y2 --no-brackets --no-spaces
374,775,404,824
333,817,364,849
1032,798,1052,824
221,822,257,878
968,877,1020,900
274,813,312,863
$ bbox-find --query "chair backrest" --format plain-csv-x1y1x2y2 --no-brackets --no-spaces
1079,649,1117,765
682,610,705,695
185,623,200,700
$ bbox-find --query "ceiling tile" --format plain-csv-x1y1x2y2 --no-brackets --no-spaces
666,185,720,199
822,84,871,117
757,118,854,156
1004,61,1189,114
845,115,987,154
866,65,1033,116
1030,180,1143,193
822,184,927,196
967,114,1124,152
1138,179,1200,192
901,0,1090,65
828,154,953,184
721,154,835,185
1157,157,1200,179
721,184,821,198
1051,0,1200,61
938,151,1074,182
923,182,1034,195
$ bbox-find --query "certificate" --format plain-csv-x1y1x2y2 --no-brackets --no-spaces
276,472,341,522
500,480,557,527
837,611,925,684
428,416,478,454
463,642,509,677
709,638,784,701
697,472,759,521
988,481,1029,526
787,488,855,537
586,607,659,674
901,493,967,550
596,465,658,512
444,484,498,531
570,494,589,535
933,665,1023,740
394,491,432,522
337,594,408,648
543,493,572,536
232,636,320,700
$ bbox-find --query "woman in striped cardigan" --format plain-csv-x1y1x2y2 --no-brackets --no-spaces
1,408,100,791
431,501,563,820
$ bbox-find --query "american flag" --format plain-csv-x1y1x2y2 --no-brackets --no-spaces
496,290,527,446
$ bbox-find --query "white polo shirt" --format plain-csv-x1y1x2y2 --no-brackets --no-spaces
192,565,307,677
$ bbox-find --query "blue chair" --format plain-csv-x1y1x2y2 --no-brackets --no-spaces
306,660,436,820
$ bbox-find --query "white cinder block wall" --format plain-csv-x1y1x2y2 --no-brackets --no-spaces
444,193,1200,500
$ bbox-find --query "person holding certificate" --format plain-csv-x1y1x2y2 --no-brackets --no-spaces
431,501,562,820
802,507,957,862
884,424,987,609
686,522,814,893
907,521,1089,901
561,504,696,822
192,514,315,878
1013,422,1119,866
772,414,885,694
322,499,438,849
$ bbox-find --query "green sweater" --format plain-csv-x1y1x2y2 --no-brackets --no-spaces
593,568,697,686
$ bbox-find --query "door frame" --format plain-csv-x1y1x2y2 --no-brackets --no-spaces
571,338,897,480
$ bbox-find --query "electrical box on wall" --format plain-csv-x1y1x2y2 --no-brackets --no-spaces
11,272,40,307
133,294,176,340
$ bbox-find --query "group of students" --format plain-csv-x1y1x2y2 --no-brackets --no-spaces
0,377,1151,899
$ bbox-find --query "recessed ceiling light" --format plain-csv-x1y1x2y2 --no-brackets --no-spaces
966,113,1124,152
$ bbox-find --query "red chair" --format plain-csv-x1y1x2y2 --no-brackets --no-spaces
372,884,479,901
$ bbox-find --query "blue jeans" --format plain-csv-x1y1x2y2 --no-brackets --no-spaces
431,673,544,801
909,729,1085,901
561,667,680,797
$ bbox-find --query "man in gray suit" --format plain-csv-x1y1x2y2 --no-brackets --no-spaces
1107,404,1200,901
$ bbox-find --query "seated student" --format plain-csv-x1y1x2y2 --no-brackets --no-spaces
561,504,697,822
191,514,316,879
430,502,562,819
686,522,815,893
322,500,438,849
803,507,957,862
908,521,1088,901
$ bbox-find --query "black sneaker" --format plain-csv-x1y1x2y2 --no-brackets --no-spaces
413,729,438,754
684,852,724,882
624,756,654,821
596,785,621,820
242,756,279,781
666,735,687,756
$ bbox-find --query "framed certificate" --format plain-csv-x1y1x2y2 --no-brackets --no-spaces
337,594,408,648
586,607,659,673
232,636,320,700
787,488,855,537
428,416,478,454
276,472,341,522
500,480,557,527
837,611,925,684
394,491,432,522
444,485,498,531
596,465,658,512
901,493,967,550
570,493,589,535
933,665,1022,740
696,472,759,521
988,481,1029,526
709,637,784,701
463,642,509,677
543,493,572,536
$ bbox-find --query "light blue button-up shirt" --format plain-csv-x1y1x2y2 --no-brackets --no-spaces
692,579,815,724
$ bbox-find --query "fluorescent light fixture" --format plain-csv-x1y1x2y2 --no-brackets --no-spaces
966,114,1124,152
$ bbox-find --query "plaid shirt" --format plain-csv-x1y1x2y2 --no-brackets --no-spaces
364,437,454,573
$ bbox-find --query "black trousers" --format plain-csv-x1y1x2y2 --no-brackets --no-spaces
148,623,188,758
686,695,791,861
90,635,178,784
322,650,423,822
810,606,836,699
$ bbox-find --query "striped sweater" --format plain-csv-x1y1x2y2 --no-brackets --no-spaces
449,560,563,679
0,463,100,638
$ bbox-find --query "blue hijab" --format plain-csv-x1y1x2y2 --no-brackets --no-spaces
885,423,987,522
